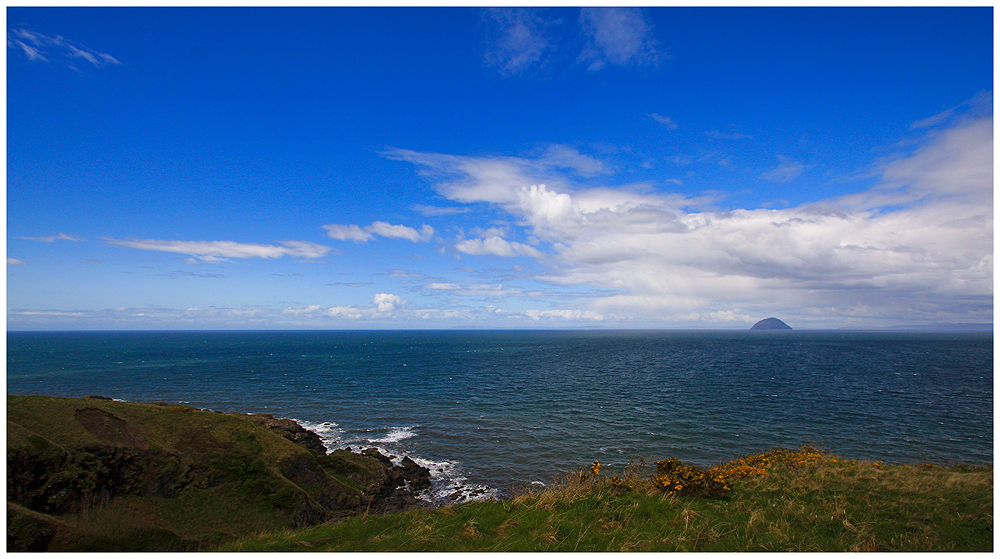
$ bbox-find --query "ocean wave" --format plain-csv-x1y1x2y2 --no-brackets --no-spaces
292,419,344,448
405,455,499,504
367,426,417,445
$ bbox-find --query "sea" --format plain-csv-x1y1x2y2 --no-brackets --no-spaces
6,329,993,503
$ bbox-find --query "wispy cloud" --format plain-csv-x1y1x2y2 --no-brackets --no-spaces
760,155,811,182
481,7,663,76
17,233,84,243
322,221,434,243
909,90,992,130
412,204,470,216
105,238,332,263
649,113,679,129
538,144,609,176
161,270,226,279
481,8,555,77
704,130,753,141
578,8,664,72
8,28,121,70
7,258,27,266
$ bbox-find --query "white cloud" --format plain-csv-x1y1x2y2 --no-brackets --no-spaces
381,144,612,224
373,293,404,313
7,258,27,266
323,221,434,243
578,8,663,71
322,224,373,242
455,236,543,258
389,113,993,327
862,115,992,203
105,238,332,262
368,221,435,242
8,28,121,69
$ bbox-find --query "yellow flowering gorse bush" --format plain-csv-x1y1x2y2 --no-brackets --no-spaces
573,446,829,500
652,457,730,498
710,445,825,481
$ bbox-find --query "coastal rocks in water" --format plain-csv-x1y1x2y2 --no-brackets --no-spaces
400,456,432,491
339,448,432,514
750,317,792,330
358,449,431,491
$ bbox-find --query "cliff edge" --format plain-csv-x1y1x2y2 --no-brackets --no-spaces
7,394,430,551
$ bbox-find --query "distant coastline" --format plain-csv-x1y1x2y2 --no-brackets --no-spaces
844,323,993,332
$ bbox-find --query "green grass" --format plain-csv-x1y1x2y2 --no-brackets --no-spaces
8,396,992,552
221,453,993,552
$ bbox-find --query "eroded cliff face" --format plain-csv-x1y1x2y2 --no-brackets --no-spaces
7,395,431,552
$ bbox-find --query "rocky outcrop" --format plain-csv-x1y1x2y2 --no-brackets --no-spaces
345,449,433,513
243,413,329,455
750,317,792,330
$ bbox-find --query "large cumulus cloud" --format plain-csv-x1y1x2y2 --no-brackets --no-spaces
384,114,992,327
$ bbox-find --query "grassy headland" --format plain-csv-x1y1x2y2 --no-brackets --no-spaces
7,394,430,551
8,394,992,552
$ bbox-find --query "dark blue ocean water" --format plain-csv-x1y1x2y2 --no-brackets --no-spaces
6,330,993,501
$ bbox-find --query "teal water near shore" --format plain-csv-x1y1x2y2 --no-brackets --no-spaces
7,330,992,501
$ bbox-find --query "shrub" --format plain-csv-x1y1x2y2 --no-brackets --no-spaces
652,457,730,498
709,446,824,481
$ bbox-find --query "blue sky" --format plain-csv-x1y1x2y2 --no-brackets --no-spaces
6,7,994,330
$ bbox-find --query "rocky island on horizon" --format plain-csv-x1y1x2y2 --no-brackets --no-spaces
750,317,792,330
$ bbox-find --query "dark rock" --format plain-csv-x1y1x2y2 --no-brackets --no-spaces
244,414,328,455
400,456,432,492
361,448,394,467
750,317,792,330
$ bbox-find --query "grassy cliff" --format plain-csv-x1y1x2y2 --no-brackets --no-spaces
7,394,428,551
8,394,993,552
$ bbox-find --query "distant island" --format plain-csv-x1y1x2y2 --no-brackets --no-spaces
750,317,792,330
